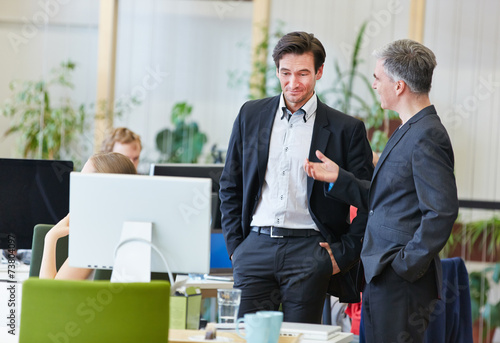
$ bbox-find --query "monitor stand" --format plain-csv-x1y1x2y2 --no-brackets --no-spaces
111,221,152,283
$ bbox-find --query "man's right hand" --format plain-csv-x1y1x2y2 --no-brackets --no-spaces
304,150,340,183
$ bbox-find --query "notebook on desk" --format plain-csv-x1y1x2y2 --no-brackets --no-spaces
280,322,341,341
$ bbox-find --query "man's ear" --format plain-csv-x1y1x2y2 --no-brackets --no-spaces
395,80,406,95
316,64,324,80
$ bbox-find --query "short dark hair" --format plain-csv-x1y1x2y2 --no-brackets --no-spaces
373,39,437,94
272,31,326,73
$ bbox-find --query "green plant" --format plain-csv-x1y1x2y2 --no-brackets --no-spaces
442,216,500,260
155,102,207,163
227,21,285,100
1,61,87,161
469,263,500,335
322,21,399,152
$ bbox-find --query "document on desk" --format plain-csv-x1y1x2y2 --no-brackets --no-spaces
214,322,353,343
299,332,354,343
280,322,341,341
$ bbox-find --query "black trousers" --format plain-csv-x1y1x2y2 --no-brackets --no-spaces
231,230,333,323
362,264,438,343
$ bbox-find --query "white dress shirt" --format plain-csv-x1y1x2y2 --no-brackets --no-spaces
250,93,319,230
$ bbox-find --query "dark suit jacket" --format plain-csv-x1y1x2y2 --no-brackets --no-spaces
328,105,459,297
219,95,374,302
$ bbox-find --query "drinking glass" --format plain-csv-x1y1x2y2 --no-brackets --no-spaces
217,288,241,323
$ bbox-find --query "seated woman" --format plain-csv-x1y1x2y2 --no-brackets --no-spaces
39,152,136,280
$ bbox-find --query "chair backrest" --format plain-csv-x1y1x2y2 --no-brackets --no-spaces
19,278,170,343
30,224,112,280
29,224,171,281
424,257,473,343
29,224,67,277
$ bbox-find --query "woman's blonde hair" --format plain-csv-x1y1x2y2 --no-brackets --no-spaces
89,152,137,175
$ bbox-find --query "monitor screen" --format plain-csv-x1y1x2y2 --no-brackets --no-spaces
149,163,231,274
68,173,211,275
210,229,232,274
0,158,73,249
150,164,223,229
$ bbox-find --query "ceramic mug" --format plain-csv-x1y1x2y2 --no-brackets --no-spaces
235,313,271,343
256,311,283,343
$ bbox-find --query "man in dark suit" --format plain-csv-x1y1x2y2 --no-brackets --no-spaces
304,39,459,341
219,31,374,323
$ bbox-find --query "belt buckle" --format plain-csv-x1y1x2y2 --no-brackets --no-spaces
270,227,283,238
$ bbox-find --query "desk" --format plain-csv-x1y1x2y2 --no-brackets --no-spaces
170,329,300,342
0,263,30,282
0,329,353,343
170,329,354,343
0,271,355,343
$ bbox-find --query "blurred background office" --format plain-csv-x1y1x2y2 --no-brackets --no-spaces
0,1,499,340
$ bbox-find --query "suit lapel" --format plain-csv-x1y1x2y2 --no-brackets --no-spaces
372,105,436,182
307,99,330,197
371,123,408,181
257,96,280,187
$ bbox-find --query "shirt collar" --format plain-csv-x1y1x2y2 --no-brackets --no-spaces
279,92,317,123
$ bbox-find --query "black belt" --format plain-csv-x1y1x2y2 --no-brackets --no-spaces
251,226,321,238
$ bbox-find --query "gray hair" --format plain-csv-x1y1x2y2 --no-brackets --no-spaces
373,39,437,94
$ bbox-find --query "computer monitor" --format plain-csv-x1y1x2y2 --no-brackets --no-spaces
149,163,232,274
210,229,232,274
149,163,223,229
68,173,211,275
0,158,73,249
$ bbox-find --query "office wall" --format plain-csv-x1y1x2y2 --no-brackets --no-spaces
425,0,500,203
0,0,99,160
112,0,253,169
0,0,499,203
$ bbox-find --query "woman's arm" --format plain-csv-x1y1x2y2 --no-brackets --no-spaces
54,259,93,280
39,214,70,279
39,214,92,280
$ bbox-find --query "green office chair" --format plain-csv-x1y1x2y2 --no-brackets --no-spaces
29,224,169,281
29,224,66,277
30,224,113,279
19,278,170,343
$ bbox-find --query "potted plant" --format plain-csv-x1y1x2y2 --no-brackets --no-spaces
227,21,285,100
1,61,87,164
321,21,400,152
469,262,500,343
155,101,207,163
442,216,500,262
